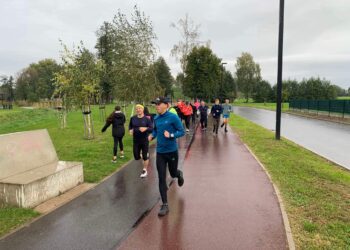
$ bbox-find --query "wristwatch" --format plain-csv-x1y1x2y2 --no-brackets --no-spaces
170,133,174,138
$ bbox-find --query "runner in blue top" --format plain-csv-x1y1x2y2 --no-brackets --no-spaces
148,97,185,216
221,99,233,133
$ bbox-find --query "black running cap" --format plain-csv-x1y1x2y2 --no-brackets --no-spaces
151,97,170,104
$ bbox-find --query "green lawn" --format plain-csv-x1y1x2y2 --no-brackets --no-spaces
337,96,350,100
233,101,289,111
230,114,350,249
0,104,142,237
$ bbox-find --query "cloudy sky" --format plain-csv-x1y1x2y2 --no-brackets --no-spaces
0,0,349,89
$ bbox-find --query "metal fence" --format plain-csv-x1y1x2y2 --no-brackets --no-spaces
289,100,350,118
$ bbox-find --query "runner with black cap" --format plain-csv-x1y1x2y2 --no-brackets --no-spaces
149,97,185,216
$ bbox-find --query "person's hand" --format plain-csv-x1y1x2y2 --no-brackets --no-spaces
164,130,170,138
139,127,147,133
129,129,133,135
148,135,153,142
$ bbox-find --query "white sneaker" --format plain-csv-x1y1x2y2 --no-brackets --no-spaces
186,129,190,132
140,169,148,178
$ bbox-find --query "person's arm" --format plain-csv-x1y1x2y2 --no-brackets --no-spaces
101,121,111,132
150,121,157,139
171,115,185,138
129,117,134,135
146,117,153,133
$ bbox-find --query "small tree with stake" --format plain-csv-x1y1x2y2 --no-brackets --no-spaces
54,42,103,139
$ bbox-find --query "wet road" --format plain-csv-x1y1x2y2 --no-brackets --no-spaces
233,107,350,170
118,124,287,250
0,130,196,250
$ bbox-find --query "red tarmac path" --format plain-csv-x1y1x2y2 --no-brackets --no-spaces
118,124,288,250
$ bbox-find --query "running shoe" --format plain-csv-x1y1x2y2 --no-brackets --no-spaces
111,157,117,163
158,204,169,216
186,129,190,132
119,154,124,159
178,170,184,187
140,169,148,178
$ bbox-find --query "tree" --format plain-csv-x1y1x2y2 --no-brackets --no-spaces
96,22,115,103
219,70,237,101
183,46,221,101
54,42,103,137
175,73,184,87
235,52,261,102
15,59,61,102
0,76,15,101
154,57,173,97
253,80,273,103
109,6,160,103
170,14,209,74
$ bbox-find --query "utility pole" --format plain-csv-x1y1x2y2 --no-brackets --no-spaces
276,0,285,140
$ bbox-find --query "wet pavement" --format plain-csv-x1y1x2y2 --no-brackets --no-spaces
118,124,287,250
233,106,350,170
0,129,196,250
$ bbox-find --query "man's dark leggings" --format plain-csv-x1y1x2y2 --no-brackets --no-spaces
113,136,124,156
156,151,180,204
200,116,207,129
213,117,220,134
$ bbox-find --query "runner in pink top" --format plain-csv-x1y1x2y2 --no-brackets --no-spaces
194,99,200,109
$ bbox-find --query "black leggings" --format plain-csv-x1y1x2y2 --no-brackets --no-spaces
156,151,180,204
213,117,220,134
113,136,124,156
184,115,191,129
133,141,149,161
200,116,207,128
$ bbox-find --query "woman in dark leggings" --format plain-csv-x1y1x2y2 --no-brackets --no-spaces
101,106,126,163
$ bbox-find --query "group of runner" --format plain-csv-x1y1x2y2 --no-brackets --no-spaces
101,97,232,216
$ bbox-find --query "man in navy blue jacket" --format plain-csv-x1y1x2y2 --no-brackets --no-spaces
148,97,185,216
211,98,223,135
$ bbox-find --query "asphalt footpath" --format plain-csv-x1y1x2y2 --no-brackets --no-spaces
0,127,196,250
117,123,288,250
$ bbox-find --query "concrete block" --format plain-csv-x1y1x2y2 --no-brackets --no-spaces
0,129,84,208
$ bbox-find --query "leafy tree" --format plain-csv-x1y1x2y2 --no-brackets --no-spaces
183,46,221,101
96,22,115,103
54,42,103,137
175,73,184,88
154,57,174,97
170,14,209,74
108,6,160,103
0,76,15,101
235,52,261,102
219,70,237,101
15,59,61,102
253,80,273,103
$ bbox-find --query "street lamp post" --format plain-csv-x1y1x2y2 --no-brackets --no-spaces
221,62,227,101
276,0,285,140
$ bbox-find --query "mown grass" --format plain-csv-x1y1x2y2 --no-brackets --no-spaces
0,104,146,237
230,114,350,249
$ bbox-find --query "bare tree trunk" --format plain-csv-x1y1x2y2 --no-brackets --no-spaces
82,104,94,139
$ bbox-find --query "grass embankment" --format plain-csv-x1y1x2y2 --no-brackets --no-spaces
0,104,142,237
230,114,350,249
233,100,289,111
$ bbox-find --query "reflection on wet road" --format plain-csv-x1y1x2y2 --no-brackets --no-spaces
233,107,350,170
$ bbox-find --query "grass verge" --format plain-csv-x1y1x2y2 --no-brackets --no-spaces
233,101,289,111
230,114,350,249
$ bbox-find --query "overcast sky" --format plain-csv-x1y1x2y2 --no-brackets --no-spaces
0,0,349,89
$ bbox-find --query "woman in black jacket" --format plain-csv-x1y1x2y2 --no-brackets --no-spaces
101,106,126,163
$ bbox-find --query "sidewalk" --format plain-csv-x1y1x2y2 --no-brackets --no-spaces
118,125,288,249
